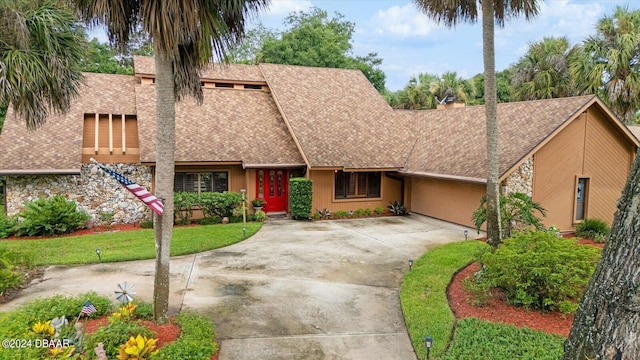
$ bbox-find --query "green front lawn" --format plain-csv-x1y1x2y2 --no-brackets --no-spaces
0,222,262,265
401,240,566,359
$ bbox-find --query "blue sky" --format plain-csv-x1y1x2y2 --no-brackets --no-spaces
251,0,635,91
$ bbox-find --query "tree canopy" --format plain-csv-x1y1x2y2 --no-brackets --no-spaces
238,7,386,92
0,0,86,130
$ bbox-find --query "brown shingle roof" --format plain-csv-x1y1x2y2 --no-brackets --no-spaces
133,56,265,82
403,95,600,181
136,85,304,165
628,125,640,140
259,63,415,169
0,73,137,174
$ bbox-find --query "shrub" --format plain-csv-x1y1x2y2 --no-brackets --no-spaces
154,313,217,359
174,192,198,225
473,231,601,312
333,210,348,219
199,192,242,218
0,214,15,238
85,320,154,359
289,178,312,220
472,192,547,239
388,200,408,215
15,196,90,236
139,220,154,229
254,210,266,222
364,208,372,216
355,208,366,217
575,218,610,242
197,216,222,225
374,206,385,215
314,208,331,219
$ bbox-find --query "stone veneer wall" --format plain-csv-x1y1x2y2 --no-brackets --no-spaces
502,157,534,197
5,164,153,224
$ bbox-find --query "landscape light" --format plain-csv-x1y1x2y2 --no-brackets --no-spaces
424,336,433,360
408,259,414,271
464,230,469,240
95,248,101,262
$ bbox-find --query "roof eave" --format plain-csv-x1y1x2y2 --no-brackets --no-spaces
0,169,81,176
399,170,486,184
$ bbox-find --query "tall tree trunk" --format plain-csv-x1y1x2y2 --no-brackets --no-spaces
152,54,175,324
482,0,502,246
563,152,640,359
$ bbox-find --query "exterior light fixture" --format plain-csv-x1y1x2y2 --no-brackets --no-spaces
408,259,414,271
424,336,433,360
464,230,469,240
95,248,101,262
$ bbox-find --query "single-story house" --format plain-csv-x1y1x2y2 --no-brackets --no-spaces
1,56,637,231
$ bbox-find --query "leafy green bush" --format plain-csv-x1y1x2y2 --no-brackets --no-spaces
174,192,198,225
155,312,217,359
472,192,547,238
197,216,222,225
575,218,610,242
289,178,312,220
0,214,15,238
199,192,242,218
139,220,154,229
254,210,266,222
441,318,565,360
374,206,385,215
474,231,601,312
85,320,154,359
14,196,90,236
333,210,348,219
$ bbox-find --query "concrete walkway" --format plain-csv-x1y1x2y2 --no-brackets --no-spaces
0,215,480,360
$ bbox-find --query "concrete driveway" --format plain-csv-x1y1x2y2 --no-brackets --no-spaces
1,215,479,360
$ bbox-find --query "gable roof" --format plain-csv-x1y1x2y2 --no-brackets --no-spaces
0,73,137,175
135,85,304,166
402,95,638,182
133,55,265,82
259,63,416,169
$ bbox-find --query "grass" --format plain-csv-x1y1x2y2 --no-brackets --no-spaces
440,318,565,360
401,240,488,359
0,223,262,265
401,240,567,359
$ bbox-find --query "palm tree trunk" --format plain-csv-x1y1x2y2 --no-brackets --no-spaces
563,152,640,359
153,54,175,324
482,0,502,246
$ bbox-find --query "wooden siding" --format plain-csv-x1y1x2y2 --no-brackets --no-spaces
583,107,635,223
409,177,485,228
310,170,402,212
532,113,587,231
82,114,140,163
533,109,635,231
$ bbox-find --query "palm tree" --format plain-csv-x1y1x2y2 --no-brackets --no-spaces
512,36,580,101
0,0,85,130
430,71,473,104
73,0,269,323
572,6,640,124
413,0,540,246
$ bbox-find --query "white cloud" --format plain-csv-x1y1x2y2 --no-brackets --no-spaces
261,0,313,17
372,3,439,37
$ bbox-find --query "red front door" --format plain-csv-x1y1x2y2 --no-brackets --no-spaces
256,169,288,212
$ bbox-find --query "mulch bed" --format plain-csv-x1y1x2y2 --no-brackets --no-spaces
447,238,604,337
447,262,573,337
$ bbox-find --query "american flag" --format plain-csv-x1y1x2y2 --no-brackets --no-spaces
81,300,97,316
93,160,164,215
